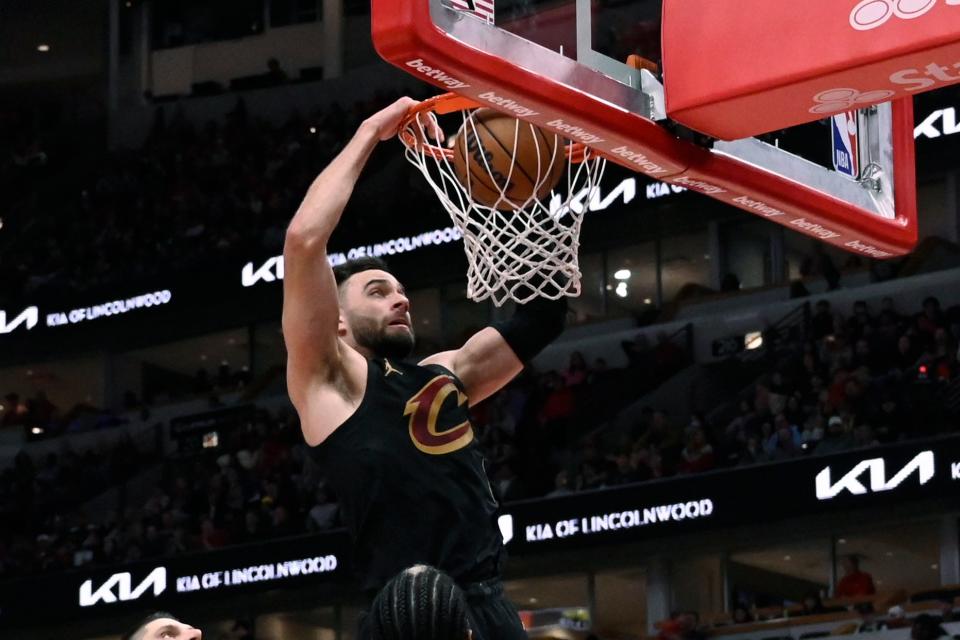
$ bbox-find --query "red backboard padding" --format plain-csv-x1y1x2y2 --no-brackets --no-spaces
662,0,960,139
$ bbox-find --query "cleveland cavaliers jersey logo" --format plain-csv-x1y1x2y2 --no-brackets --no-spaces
404,375,474,455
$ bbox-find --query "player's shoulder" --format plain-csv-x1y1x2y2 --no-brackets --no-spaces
383,357,465,388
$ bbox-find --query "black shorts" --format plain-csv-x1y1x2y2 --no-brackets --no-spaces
358,578,527,640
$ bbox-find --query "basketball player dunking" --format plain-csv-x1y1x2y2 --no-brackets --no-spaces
282,97,566,640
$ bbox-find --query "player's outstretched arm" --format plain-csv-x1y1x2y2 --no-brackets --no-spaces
420,298,567,405
283,97,419,443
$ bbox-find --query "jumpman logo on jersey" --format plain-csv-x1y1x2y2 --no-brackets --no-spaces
383,359,403,377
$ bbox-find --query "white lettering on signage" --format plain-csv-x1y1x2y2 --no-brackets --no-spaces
477,91,539,118
242,256,283,287
845,239,893,258
242,227,464,287
609,145,668,175
523,499,715,542
850,0,960,31
812,61,960,115
952,462,960,480
790,217,841,240
815,451,935,500
646,182,687,199
79,567,167,607
733,195,786,218
915,106,960,138
45,290,173,327
404,59,470,90
544,119,605,145
671,177,727,194
498,515,514,544
0,306,39,334
549,177,637,219
175,555,338,594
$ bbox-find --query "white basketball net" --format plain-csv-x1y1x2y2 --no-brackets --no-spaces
400,105,606,306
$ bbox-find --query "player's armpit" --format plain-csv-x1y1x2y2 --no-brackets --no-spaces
420,328,523,406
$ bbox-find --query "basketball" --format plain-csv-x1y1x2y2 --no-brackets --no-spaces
451,108,566,211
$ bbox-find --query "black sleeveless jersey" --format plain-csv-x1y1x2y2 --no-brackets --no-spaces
311,357,504,591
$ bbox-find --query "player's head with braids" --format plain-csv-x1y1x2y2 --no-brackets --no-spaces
369,565,473,640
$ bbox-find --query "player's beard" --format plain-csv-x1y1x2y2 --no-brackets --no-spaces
350,314,415,359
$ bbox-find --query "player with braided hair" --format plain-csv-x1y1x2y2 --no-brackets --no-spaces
368,565,473,640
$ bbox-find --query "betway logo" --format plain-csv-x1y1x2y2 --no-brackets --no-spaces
0,306,39,334
79,567,167,607
915,106,960,139
405,59,469,90
815,450,935,500
851,0,960,31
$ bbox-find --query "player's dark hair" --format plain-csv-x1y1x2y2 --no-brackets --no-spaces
369,565,471,640
123,611,180,640
333,257,392,287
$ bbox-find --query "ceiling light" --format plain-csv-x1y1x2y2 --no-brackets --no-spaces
932,564,939,570
783,555,792,561
528,597,538,604
614,269,631,280
615,282,628,298
37,44,50,52
643,297,652,304
838,538,847,544
745,331,764,350
31,427,43,435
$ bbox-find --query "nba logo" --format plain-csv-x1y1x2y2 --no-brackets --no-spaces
831,110,861,180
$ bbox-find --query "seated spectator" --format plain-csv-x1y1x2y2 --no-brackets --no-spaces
563,351,589,387
679,428,715,474
835,555,876,598
815,416,853,455
887,606,910,629
812,300,836,341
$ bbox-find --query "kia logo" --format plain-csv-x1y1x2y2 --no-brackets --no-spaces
79,567,167,607
815,451,935,500
0,306,39,334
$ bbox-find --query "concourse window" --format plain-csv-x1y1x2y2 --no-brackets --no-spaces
729,539,832,611
660,230,710,303
118,327,252,406
833,521,940,596
672,554,725,622
721,220,771,289
607,242,658,315
569,251,605,325
596,568,647,636
505,574,591,635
